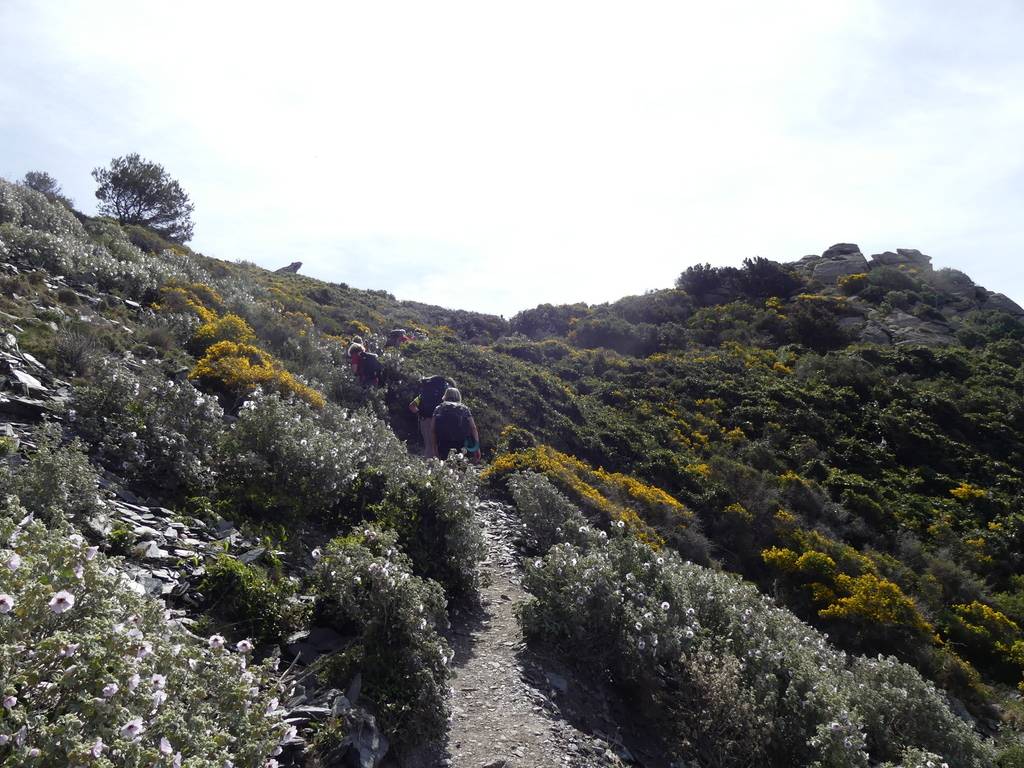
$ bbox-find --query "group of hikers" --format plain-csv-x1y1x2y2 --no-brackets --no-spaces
409,375,481,462
346,334,481,462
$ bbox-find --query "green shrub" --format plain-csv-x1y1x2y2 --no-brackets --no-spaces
198,554,308,645
311,526,450,751
72,364,225,497
0,424,105,524
0,504,291,766
519,527,991,767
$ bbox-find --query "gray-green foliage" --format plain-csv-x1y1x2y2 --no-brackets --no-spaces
514,475,992,768
0,179,209,299
507,470,590,553
71,363,225,496
0,502,291,766
311,525,450,750
0,423,105,524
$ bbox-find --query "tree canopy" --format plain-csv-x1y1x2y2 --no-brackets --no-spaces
92,153,195,243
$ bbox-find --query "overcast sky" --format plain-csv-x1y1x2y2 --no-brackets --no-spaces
2,1,1022,317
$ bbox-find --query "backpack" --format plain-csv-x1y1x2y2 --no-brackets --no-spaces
359,352,381,384
418,376,449,416
434,402,470,444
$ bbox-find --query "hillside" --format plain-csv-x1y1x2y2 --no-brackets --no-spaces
1,176,1023,767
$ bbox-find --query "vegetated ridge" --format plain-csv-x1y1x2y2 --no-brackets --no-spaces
1,175,1023,767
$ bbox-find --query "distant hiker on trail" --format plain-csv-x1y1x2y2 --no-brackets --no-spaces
433,387,481,462
347,341,365,377
347,340,381,386
385,328,412,348
409,375,454,458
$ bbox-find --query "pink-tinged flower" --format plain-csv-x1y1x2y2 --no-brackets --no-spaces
0,594,14,613
102,683,119,698
151,673,166,689
173,753,182,768
236,639,253,654
127,673,141,692
208,634,225,650
136,641,153,660
265,697,279,716
90,737,105,758
265,760,279,768
3,695,17,709
73,563,84,580
0,735,9,745
5,552,20,571
61,642,80,658
152,690,168,709
119,717,145,740
14,726,26,746
159,737,173,755
69,533,85,546
48,590,75,614
85,546,98,561
280,725,298,743
26,748,40,758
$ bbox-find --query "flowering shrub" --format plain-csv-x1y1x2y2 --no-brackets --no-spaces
189,313,256,355
219,394,484,595
0,424,106,524
0,179,84,238
518,521,991,766
72,364,225,496
311,526,450,751
506,470,591,553
484,444,697,553
0,504,291,766
190,340,326,408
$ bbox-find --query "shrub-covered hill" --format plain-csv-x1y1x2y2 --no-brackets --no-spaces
1,174,1023,766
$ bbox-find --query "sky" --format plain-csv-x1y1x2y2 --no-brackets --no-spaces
1,0,1023,318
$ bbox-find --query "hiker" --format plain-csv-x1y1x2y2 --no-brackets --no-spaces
409,375,454,458
347,340,365,377
347,341,381,386
358,350,381,386
432,387,481,462
385,328,412,348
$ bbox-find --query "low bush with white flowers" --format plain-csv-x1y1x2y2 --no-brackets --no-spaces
310,525,451,754
0,500,292,767
72,363,226,498
514,471,992,768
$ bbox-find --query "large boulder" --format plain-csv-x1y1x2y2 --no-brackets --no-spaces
868,249,933,271
981,291,1024,318
812,243,869,284
878,309,955,346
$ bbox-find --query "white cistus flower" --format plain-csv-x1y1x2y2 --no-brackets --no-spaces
48,590,75,614
0,594,14,613
208,634,226,650
236,639,254,654
120,717,146,740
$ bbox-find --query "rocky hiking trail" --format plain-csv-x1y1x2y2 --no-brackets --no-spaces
421,500,669,768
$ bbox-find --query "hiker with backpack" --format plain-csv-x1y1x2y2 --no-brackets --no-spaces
432,387,481,462
409,375,453,458
347,340,381,387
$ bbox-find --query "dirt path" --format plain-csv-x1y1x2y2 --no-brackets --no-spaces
437,501,641,768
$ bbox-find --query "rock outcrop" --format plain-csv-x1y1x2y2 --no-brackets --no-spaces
811,243,870,283
276,261,303,274
868,248,933,271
